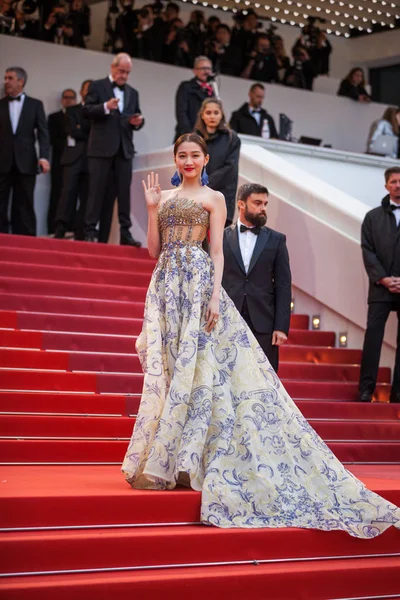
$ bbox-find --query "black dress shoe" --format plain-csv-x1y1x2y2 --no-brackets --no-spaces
120,234,142,248
358,391,373,403
74,230,85,241
54,227,66,239
389,391,400,404
84,233,97,243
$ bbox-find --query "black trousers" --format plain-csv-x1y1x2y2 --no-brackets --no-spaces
0,166,36,236
241,297,279,373
359,299,400,396
56,160,89,238
47,154,63,234
85,149,132,237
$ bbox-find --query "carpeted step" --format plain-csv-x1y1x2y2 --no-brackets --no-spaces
0,233,152,259
284,380,391,402
0,245,156,272
0,349,142,374
1,465,398,529
0,330,43,350
0,391,135,416
0,311,17,328
15,312,143,336
2,438,400,464
1,555,399,600
0,276,147,303
280,345,362,364
0,370,97,393
0,414,135,438
2,414,400,442
287,330,335,346
2,525,399,576
0,262,152,289
296,400,400,421
279,362,390,383
0,295,146,318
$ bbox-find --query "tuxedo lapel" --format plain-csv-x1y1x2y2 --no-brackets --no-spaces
123,84,131,114
0,99,13,137
247,227,271,275
227,225,246,274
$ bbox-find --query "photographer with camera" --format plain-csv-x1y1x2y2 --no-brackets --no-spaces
41,0,90,47
113,0,137,56
293,17,332,77
206,24,242,77
231,10,260,64
241,33,279,84
283,45,316,91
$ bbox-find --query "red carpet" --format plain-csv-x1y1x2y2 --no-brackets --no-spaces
0,234,399,599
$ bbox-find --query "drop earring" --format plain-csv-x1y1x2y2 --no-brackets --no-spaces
171,171,182,187
201,167,209,186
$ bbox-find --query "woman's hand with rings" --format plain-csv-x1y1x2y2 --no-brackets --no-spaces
205,295,220,332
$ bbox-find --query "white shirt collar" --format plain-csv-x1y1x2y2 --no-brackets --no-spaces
237,217,256,231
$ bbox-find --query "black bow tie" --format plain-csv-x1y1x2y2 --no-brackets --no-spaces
8,95,22,102
390,204,400,211
250,109,261,114
112,82,125,92
240,224,260,235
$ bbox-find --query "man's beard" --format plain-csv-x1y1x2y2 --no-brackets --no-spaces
244,207,267,228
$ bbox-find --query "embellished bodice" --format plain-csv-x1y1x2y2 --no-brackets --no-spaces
158,196,210,252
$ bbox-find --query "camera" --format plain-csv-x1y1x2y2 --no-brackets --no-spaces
302,16,326,48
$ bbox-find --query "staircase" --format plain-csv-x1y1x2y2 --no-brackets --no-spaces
0,234,399,600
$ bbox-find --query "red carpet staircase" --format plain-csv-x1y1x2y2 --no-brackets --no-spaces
0,233,399,599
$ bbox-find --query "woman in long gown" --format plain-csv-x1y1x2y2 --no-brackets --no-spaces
122,133,400,538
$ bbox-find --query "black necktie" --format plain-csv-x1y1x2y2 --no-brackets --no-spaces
112,82,125,92
240,224,260,235
8,95,21,102
390,204,400,211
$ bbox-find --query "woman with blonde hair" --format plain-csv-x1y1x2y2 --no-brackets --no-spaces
195,97,241,226
367,106,400,158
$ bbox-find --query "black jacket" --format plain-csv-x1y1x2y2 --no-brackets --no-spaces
83,77,144,159
48,109,67,159
174,78,215,140
201,129,241,223
222,224,292,334
0,95,49,175
361,195,400,303
337,79,371,101
60,104,90,168
229,103,278,138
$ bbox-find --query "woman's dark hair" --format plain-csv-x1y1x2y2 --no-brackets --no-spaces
173,133,208,156
382,106,400,135
345,67,365,87
195,98,231,141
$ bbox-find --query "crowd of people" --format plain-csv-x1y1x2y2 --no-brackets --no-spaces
1,0,332,91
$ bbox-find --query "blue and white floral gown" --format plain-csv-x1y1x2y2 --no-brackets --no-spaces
122,195,400,538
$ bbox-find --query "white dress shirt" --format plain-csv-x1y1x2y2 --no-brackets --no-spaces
104,74,124,114
237,218,258,273
8,93,25,134
248,105,261,127
390,201,400,227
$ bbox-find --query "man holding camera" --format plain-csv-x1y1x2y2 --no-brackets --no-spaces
83,53,144,246
241,34,279,84
283,45,316,91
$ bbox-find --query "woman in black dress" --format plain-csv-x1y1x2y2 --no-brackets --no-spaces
195,98,241,226
337,67,371,103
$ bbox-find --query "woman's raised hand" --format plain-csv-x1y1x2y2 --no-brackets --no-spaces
142,172,162,208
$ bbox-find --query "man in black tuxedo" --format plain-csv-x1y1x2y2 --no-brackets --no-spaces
83,53,144,245
54,80,92,241
47,88,77,234
0,66,50,236
222,183,292,372
359,167,400,404
174,55,215,141
229,83,278,139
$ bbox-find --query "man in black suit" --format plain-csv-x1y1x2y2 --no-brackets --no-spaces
241,34,279,84
174,55,215,141
359,167,400,404
47,88,77,234
222,183,292,372
229,83,278,139
83,52,144,246
54,80,92,241
206,24,243,77
0,66,50,236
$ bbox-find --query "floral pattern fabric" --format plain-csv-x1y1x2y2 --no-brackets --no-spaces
122,196,400,538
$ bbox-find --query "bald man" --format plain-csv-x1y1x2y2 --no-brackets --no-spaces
83,53,144,246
